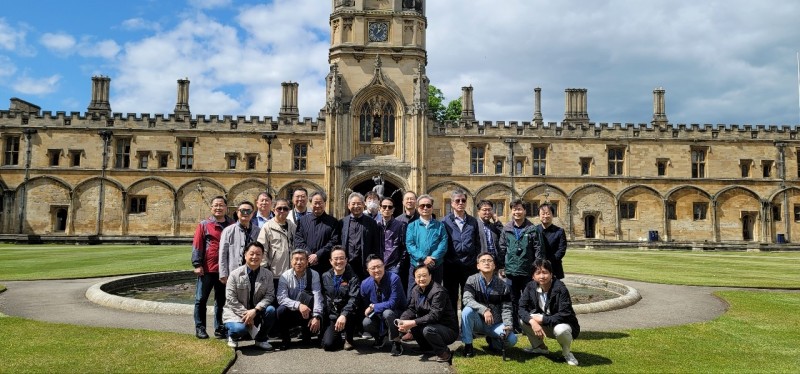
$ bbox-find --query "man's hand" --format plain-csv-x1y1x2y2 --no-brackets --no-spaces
397,319,416,333
365,304,374,317
308,317,321,333
529,318,544,338
423,256,435,267
308,253,318,265
220,276,227,284
193,266,204,276
243,309,257,326
298,303,311,319
498,268,506,278
335,315,346,332
483,309,494,325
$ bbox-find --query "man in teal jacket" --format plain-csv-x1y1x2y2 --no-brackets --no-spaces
498,199,542,331
405,194,448,292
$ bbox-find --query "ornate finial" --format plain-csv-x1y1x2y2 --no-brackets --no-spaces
374,55,382,70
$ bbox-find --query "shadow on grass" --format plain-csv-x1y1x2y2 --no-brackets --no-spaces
579,331,629,340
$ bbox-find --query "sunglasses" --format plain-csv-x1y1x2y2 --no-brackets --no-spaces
275,206,290,212
381,205,394,209
453,198,466,203
238,209,253,215
418,203,432,209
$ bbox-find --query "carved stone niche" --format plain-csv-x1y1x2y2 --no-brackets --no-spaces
359,143,394,157
334,0,353,8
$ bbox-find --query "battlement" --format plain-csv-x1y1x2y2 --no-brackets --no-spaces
434,120,798,140
0,110,326,132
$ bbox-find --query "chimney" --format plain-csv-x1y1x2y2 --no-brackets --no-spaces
87,76,112,115
563,88,588,123
174,78,191,117
460,85,475,121
279,82,300,120
533,87,543,126
652,87,668,125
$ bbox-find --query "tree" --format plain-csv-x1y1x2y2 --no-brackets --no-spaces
428,85,462,123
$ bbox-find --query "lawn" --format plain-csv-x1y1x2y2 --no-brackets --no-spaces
565,249,800,288
0,244,187,280
0,316,232,373
454,290,800,373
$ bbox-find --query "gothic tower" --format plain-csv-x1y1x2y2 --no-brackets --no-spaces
325,0,429,211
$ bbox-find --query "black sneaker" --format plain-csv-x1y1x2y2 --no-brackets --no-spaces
214,327,227,339
463,344,475,358
372,335,385,350
391,341,404,356
195,327,209,339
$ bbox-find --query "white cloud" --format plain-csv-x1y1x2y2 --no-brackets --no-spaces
121,18,161,32
40,32,76,53
78,39,121,59
188,0,232,10
12,74,61,95
0,55,16,77
0,18,28,52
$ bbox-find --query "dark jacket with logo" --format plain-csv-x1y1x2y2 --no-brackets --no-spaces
321,265,361,319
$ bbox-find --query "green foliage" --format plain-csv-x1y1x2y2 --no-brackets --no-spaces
565,249,800,288
444,99,462,121
0,317,232,373
428,85,446,122
454,291,800,373
0,244,187,280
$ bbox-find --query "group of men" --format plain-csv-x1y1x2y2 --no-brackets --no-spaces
190,187,569,361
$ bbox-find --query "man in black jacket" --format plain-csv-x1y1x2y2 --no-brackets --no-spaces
321,246,361,351
295,191,341,274
341,192,381,280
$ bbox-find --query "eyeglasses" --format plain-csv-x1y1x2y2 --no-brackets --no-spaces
453,198,466,203
238,209,253,215
368,265,384,271
418,204,432,209
478,259,494,264
381,205,394,210
275,206,290,212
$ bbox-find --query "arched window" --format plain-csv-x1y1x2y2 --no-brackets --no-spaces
359,96,395,143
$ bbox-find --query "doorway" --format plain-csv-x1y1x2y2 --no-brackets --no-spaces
742,213,755,241
584,215,596,239
54,208,68,232
350,175,402,217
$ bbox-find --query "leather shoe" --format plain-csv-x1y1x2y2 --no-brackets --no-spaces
196,327,209,339
214,327,227,339
436,349,453,364
463,344,475,358
344,340,354,351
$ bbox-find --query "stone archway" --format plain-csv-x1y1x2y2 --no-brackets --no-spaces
347,173,404,217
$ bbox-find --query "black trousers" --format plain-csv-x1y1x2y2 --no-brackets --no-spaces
507,274,532,330
443,263,477,312
410,323,458,355
321,314,358,351
276,305,317,342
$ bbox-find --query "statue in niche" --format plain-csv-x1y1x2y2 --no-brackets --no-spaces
372,114,382,139
372,174,385,198
403,0,423,11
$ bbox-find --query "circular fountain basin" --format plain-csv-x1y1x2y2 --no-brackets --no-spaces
88,271,640,315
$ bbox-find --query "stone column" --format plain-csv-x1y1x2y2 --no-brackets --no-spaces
533,87,543,126
460,85,475,121
652,87,668,125
87,76,112,116
280,82,300,120
174,78,191,117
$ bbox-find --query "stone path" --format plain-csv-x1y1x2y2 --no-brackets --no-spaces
0,275,730,373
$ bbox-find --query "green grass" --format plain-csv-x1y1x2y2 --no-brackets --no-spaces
0,284,5,293
454,290,800,373
0,244,187,280
565,249,800,288
0,316,232,373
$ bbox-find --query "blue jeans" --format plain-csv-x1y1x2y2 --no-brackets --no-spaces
194,272,225,330
224,306,277,342
461,306,518,347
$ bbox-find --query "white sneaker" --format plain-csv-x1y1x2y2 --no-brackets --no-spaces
255,340,274,351
523,345,549,354
564,352,579,366
227,337,238,348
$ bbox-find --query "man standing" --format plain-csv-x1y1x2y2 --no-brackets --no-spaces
395,191,419,224
286,188,309,226
378,197,407,279
295,191,340,274
476,200,504,267
222,242,277,350
276,249,323,350
257,198,295,290
498,199,542,332
191,196,234,339
364,191,382,220
253,192,274,230
442,190,486,312
341,192,380,279
461,252,517,357
405,194,448,291
219,201,260,284
537,203,568,279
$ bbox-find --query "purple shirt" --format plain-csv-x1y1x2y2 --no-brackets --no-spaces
379,217,407,270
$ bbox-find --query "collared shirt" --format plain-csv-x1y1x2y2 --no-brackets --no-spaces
482,221,496,254
254,211,273,229
454,214,466,231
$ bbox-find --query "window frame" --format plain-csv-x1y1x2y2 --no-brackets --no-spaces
47,149,62,167
114,137,132,169
691,147,707,179
532,145,547,176
693,202,708,221
178,139,194,170
607,146,625,176
292,142,308,171
3,135,21,166
619,201,636,219
129,196,147,214
470,144,486,175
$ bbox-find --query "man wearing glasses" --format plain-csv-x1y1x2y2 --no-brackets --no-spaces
219,201,260,284
257,198,295,291
360,255,406,352
442,190,487,313
295,191,341,274
286,187,309,226
461,252,517,357
405,194,448,292
340,192,381,280
378,197,407,282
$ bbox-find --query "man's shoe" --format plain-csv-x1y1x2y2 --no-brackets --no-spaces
523,344,549,355
435,349,453,364
344,340,354,351
400,332,414,341
390,341,404,356
195,327,209,339
361,331,372,339
372,335,385,350
564,352,579,366
484,337,501,353
255,341,274,351
463,344,475,358
279,339,291,351
226,337,238,348
214,327,227,339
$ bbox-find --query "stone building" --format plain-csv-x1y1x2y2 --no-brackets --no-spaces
1,0,798,245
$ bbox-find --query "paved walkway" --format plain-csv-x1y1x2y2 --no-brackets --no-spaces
0,275,729,373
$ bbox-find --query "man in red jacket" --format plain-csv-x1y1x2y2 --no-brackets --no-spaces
191,196,234,339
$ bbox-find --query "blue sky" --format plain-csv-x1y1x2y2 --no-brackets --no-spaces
1,0,799,125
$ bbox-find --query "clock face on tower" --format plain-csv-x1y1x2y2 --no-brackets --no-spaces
368,22,388,42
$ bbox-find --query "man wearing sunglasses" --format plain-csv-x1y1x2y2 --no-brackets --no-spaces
257,198,295,291
405,194,448,292
219,201,260,285
378,197,407,283
442,190,487,313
